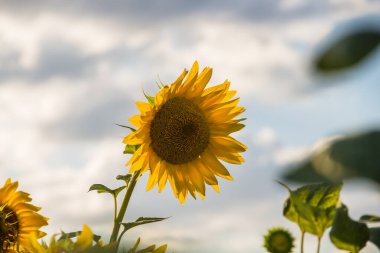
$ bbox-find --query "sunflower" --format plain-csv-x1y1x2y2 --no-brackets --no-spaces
123,61,247,203
0,178,48,251
263,227,295,253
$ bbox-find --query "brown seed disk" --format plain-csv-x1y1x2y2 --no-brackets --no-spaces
0,206,19,249
150,97,210,164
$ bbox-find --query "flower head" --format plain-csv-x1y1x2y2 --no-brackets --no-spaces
263,227,295,253
123,61,247,203
0,178,48,251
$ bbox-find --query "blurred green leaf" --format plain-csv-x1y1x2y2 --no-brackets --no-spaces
281,182,342,238
360,215,380,223
315,30,380,72
369,227,380,250
121,217,168,233
88,184,126,197
330,204,370,253
284,130,380,185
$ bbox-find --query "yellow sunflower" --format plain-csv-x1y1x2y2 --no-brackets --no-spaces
123,61,247,203
0,178,48,251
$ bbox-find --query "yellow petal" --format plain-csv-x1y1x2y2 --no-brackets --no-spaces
185,164,205,196
182,61,199,89
210,136,247,153
129,115,141,127
209,145,245,164
190,67,212,98
74,225,93,252
201,150,233,180
136,102,152,114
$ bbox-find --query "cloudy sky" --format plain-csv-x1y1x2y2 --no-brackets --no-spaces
1,1,380,252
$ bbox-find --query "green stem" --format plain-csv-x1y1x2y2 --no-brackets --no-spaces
300,232,305,253
109,171,140,245
316,237,321,253
113,194,118,222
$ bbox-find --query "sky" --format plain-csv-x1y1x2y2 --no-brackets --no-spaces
1,1,380,252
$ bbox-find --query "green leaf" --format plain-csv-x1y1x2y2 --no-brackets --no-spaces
115,123,136,132
128,238,167,253
130,238,141,252
117,174,133,189
315,30,380,72
330,204,370,253
89,184,113,194
152,245,167,253
137,245,156,253
88,184,126,197
117,174,132,183
124,144,140,155
281,182,342,238
121,217,168,233
143,90,155,105
112,186,126,196
283,130,380,185
369,227,380,250
360,215,380,223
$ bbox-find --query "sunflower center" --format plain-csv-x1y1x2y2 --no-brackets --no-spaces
0,206,19,249
270,233,290,252
150,97,210,164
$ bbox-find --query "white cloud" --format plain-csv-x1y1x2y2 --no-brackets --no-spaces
274,146,310,166
255,127,279,147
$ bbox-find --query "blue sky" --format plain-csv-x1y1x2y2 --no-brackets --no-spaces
0,1,380,252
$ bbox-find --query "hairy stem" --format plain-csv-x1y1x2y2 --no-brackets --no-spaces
109,171,140,245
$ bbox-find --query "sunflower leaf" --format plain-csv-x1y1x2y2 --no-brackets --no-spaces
283,130,380,185
88,184,126,197
121,217,169,233
315,30,380,72
112,186,127,196
369,227,380,250
360,214,380,223
128,238,167,253
137,245,156,253
152,245,168,253
282,182,342,238
117,174,132,183
330,204,370,252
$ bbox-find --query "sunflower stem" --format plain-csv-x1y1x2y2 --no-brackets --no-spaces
113,194,118,223
316,236,321,253
109,170,140,246
300,232,305,253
